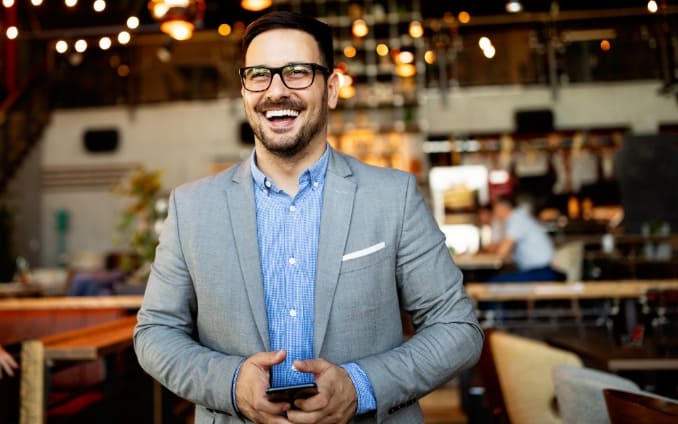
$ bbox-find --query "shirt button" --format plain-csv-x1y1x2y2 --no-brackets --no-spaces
313,181,319,188
289,205,297,212
264,180,272,188
289,309,297,317
288,257,296,265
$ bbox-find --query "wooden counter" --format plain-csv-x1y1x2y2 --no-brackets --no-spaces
465,279,678,302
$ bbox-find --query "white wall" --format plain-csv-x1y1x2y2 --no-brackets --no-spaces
420,81,678,134
38,81,678,266
40,99,246,266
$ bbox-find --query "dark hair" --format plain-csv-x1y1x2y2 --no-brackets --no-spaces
241,11,334,70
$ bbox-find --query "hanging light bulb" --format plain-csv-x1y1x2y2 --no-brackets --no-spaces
505,1,523,13
148,0,205,41
352,19,368,38
240,0,271,12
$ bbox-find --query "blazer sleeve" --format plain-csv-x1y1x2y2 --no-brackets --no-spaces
356,174,484,422
133,190,243,417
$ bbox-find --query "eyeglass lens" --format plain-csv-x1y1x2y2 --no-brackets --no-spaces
242,64,317,91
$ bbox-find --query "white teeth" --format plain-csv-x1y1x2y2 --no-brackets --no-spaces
265,109,300,119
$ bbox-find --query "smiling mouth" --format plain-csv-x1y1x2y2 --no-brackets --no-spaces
264,109,300,121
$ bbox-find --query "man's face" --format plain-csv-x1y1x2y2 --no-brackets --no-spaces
493,202,512,222
241,29,339,158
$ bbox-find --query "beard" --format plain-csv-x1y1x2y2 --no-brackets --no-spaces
247,90,329,159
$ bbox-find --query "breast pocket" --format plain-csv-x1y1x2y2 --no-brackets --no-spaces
340,242,389,273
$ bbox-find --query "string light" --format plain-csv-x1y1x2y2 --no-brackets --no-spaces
2,0,15,8
31,0,43,5
240,0,271,12
647,0,658,13
352,19,368,38
505,1,523,13
6,26,18,39
93,0,106,12
218,23,232,36
118,31,131,45
376,43,389,57
65,0,78,7
55,40,69,53
99,36,112,50
127,16,140,29
74,39,88,53
408,21,423,39
458,11,471,24
424,50,436,64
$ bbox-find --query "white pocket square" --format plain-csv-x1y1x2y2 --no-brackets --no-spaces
342,242,386,262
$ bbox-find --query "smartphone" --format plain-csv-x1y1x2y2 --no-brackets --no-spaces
265,383,318,404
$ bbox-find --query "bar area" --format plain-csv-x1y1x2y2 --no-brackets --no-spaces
1,1,678,423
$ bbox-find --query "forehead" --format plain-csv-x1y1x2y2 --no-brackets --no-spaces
245,29,322,67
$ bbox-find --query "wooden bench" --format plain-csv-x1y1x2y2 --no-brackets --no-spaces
20,315,137,424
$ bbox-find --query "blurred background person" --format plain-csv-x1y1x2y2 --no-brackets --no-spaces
486,195,565,282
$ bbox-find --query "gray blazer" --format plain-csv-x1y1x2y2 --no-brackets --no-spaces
134,147,483,423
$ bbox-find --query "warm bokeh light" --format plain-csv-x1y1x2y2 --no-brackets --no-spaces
99,36,112,50
55,40,69,54
2,0,14,8
408,21,423,39
31,0,43,5
74,39,87,53
424,50,436,64
647,0,658,13
483,45,496,59
339,84,355,99
343,45,357,58
218,23,232,36
150,2,168,19
65,0,77,7
458,11,471,24
6,26,18,39
479,37,492,50
600,39,611,51
396,63,416,78
127,16,140,29
161,20,194,41
240,0,271,12
118,31,131,45
352,19,368,38
376,43,389,57
117,64,130,77
397,51,415,64
93,0,106,12
505,1,522,13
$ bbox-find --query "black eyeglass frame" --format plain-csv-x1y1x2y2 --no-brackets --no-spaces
239,63,331,92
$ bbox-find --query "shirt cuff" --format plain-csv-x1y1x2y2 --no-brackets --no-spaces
341,362,376,415
231,359,245,415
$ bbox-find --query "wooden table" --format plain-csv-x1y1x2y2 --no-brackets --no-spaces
465,280,678,302
0,295,143,311
0,282,42,298
545,326,678,372
454,253,505,271
20,315,138,424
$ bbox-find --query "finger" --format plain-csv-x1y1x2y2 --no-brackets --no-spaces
254,349,287,369
292,358,327,376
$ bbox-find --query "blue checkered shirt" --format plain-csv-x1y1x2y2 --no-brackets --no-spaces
242,147,375,414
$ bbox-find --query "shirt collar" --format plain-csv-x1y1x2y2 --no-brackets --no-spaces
250,144,330,192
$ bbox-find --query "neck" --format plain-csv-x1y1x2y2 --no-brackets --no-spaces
254,139,327,196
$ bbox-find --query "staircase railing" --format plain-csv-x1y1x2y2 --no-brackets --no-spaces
0,66,50,192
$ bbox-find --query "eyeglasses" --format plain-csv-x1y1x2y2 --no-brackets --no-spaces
239,63,330,92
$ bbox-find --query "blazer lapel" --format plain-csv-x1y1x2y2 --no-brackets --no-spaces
226,159,270,351
314,149,356,356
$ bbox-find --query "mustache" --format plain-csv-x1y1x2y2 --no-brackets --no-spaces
255,99,305,113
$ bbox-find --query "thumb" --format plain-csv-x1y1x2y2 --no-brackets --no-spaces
293,358,328,376
253,349,287,369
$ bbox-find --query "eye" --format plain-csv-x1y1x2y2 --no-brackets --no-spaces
246,68,270,80
284,64,312,78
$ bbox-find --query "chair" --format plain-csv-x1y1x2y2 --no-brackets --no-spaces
552,364,640,424
603,388,678,424
551,240,584,282
489,331,582,424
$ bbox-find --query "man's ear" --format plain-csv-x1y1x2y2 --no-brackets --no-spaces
327,71,340,110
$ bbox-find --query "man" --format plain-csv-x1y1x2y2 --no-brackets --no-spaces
487,195,562,282
134,11,482,424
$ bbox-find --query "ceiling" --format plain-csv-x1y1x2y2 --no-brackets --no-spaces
10,0,678,39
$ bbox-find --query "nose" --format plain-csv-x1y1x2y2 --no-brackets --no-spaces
265,72,288,98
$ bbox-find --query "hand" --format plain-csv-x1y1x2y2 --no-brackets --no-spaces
0,346,18,379
235,349,291,424
285,359,357,424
